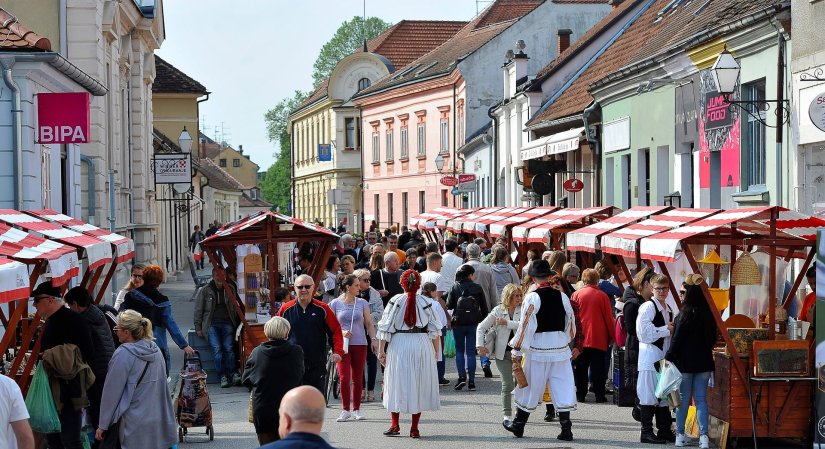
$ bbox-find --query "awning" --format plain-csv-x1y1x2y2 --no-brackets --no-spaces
0,223,79,285
208,211,340,241
26,210,134,263
567,206,670,252
411,207,463,231
473,207,533,235
488,207,558,238
600,208,718,257
512,206,615,243
436,208,477,230
0,257,30,303
448,208,502,233
520,127,584,161
0,210,112,269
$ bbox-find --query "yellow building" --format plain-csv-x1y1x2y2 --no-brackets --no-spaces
153,56,209,158
214,145,259,188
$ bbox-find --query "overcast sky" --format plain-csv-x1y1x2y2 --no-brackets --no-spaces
156,0,483,170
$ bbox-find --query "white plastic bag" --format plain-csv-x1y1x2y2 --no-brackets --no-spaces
655,359,682,399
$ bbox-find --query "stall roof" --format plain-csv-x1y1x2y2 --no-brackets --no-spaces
567,206,670,252
26,210,135,263
473,207,534,235
0,223,78,285
488,207,558,238
512,206,617,243
600,208,718,257
447,207,503,233
203,211,340,245
410,207,464,230
0,210,112,269
435,208,478,230
0,257,30,303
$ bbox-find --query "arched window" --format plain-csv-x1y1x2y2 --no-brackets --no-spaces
357,77,371,91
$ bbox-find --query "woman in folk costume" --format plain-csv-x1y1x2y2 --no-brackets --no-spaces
504,260,577,441
376,269,442,438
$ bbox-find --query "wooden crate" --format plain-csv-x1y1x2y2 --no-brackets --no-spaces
240,323,267,372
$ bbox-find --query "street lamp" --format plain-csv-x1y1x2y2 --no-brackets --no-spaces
178,127,193,153
711,47,789,127
435,153,445,172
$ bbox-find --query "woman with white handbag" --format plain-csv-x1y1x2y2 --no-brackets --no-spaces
476,284,523,426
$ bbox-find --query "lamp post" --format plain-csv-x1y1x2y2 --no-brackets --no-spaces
175,126,194,272
178,127,193,152
435,153,445,173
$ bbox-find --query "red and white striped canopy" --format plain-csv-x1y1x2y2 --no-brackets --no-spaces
513,206,616,243
472,207,533,235
0,223,79,285
0,210,112,269
600,208,718,258
0,256,30,303
436,208,477,230
411,208,466,231
567,206,670,253
749,210,825,241
26,210,134,263
207,211,340,241
447,208,502,233
488,207,558,238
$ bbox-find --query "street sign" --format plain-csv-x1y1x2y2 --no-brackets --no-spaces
563,178,584,193
452,186,459,195
808,91,825,132
457,174,477,193
36,92,91,144
440,176,458,186
152,153,192,185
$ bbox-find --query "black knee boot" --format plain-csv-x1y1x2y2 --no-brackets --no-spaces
544,403,556,422
557,411,573,441
503,408,529,438
640,405,665,444
655,406,675,442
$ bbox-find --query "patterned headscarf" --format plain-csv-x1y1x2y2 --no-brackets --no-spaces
400,269,422,327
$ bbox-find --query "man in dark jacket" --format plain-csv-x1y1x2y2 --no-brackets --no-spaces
194,271,240,388
260,386,337,449
33,281,95,449
64,286,115,442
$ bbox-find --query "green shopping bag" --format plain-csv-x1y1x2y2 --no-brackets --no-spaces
25,362,61,434
444,329,456,358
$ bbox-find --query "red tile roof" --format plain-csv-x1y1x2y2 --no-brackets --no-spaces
197,158,245,192
0,9,51,51
153,56,208,94
474,0,544,29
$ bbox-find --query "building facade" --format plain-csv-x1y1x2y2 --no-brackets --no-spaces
215,145,259,188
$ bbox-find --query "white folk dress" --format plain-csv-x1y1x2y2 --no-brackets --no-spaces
376,293,442,414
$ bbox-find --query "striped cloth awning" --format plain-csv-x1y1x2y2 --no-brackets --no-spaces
0,256,30,303
436,208,477,230
411,208,464,231
207,211,340,241
567,206,670,252
448,208,502,233
472,207,533,235
600,208,718,258
26,210,134,263
488,207,558,238
0,210,112,269
0,223,79,285
747,210,825,241
513,206,616,243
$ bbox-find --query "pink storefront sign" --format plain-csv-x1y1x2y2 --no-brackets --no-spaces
36,92,91,144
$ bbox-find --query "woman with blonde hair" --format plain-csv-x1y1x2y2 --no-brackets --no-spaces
96,310,176,449
476,283,523,425
369,253,385,272
114,263,145,310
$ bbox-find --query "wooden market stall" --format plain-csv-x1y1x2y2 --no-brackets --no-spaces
487,207,558,248
444,207,498,244
464,207,534,244
410,207,469,246
198,211,340,364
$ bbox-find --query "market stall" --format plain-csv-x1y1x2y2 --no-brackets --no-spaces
445,207,501,239
411,207,471,246
487,207,558,243
467,207,533,242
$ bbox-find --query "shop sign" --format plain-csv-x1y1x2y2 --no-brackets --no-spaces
36,92,91,144
563,178,584,193
808,91,825,133
152,153,192,184
440,176,458,186
457,174,476,193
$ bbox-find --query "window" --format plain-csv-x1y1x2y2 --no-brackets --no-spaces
744,79,767,186
402,192,408,227
386,130,393,161
233,158,241,167
440,119,449,154
357,77,371,92
419,191,426,213
374,194,380,227
372,133,379,163
441,189,448,207
400,127,408,159
388,193,394,227
345,118,358,149
219,158,227,167
417,123,426,156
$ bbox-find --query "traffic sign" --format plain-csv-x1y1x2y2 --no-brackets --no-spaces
440,176,458,186
563,178,584,193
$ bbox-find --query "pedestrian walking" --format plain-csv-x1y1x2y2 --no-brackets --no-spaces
623,267,655,422
243,316,305,445
114,264,145,310
421,282,450,386
440,239,463,291
354,269,384,402
259,386,337,449
96,310,176,449
376,270,441,438
461,243,497,377
370,252,403,306
419,253,448,300
476,283,522,425
386,234,406,264
504,260,577,441
636,274,678,444
446,264,488,391
0,372,34,449
490,246,520,298
194,269,241,388
571,269,615,403
189,225,205,269
328,274,379,422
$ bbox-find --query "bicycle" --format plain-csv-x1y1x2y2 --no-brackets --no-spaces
324,350,340,406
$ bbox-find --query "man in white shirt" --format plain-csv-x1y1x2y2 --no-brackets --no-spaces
440,239,464,292
0,375,34,449
419,253,448,300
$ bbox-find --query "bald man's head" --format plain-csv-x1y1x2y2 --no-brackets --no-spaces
279,386,326,438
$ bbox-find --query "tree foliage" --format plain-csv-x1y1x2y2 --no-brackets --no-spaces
261,90,307,211
311,16,393,89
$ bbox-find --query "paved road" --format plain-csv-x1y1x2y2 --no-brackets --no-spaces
163,268,804,449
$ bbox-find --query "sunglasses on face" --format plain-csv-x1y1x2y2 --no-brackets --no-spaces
295,285,312,290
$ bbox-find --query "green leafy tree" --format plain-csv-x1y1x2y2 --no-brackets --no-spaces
261,90,306,211
311,16,392,88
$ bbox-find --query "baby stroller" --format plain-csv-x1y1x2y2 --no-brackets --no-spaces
176,351,214,442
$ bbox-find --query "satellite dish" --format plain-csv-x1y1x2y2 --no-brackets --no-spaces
531,174,553,196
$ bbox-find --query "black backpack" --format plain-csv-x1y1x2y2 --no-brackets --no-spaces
452,290,482,325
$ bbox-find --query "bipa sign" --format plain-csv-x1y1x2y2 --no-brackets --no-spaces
36,92,91,144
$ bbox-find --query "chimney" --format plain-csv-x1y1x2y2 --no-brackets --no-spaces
239,144,243,154
557,29,572,56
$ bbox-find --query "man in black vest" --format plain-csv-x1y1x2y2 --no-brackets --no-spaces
504,260,577,441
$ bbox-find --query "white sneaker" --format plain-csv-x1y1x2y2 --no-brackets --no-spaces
699,434,709,449
675,434,688,447
336,411,351,422
352,410,365,421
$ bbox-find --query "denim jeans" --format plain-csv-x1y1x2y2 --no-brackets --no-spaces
452,325,477,381
208,321,236,379
365,337,378,391
437,326,446,381
676,371,711,436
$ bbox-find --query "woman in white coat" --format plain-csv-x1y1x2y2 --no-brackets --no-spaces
476,283,523,425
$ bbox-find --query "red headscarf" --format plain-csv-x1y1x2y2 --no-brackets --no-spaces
400,269,422,327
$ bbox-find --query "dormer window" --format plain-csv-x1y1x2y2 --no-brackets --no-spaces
357,77,371,91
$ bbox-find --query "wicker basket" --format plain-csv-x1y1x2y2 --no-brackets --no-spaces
731,252,761,286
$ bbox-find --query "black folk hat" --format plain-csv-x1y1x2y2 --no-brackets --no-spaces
529,259,554,278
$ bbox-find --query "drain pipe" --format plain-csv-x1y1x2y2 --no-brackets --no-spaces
108,169,117,305
582,100,601,206
488,104,499,206
0,58,23,209
80,155,96,224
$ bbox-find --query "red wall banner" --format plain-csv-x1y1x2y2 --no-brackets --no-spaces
36,92,91,144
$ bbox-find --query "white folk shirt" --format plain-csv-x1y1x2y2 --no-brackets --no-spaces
636,299,677,371
509,289,575,362
0,374,29,449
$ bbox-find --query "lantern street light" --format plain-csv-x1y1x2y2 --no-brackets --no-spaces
178,127,193,153
435,153,445,172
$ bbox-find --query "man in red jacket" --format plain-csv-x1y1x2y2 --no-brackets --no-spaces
571,269,616,403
